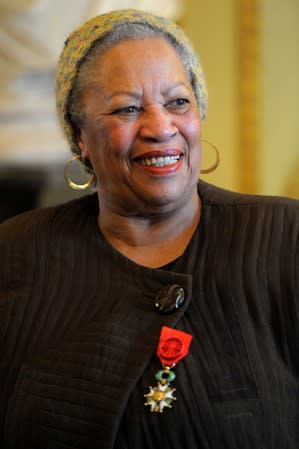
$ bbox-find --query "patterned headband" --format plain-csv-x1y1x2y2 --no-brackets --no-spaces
55,8,208,153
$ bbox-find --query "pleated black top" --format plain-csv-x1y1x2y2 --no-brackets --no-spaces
0,181,298,449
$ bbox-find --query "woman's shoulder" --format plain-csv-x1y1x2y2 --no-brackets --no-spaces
0,192,98,243
198,179,299,209
198,181,299,252
0,193,99,315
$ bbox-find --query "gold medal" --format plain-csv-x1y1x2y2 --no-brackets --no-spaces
144,326,192,413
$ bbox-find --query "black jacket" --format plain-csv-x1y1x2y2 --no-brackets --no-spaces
0,181,298,448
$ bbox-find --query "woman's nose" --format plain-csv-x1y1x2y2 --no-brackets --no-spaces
139,106,178,142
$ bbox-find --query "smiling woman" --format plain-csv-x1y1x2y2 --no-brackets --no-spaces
61,16,205,268
77,38,201,237
0,8,299,449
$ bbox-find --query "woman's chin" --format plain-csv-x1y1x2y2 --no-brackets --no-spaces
134,184,195,215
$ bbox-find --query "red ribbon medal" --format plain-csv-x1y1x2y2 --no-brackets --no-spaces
144,326,192,413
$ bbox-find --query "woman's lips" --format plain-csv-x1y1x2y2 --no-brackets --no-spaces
133,151,184,175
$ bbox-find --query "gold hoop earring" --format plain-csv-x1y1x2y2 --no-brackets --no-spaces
64,155,95,190
200,139,220,174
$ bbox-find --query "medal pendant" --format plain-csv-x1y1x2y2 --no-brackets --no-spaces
144,382,176,413
144,366,176,413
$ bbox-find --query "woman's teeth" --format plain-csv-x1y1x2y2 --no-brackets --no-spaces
140,155,180,167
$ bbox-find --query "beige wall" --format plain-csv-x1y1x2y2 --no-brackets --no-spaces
183,0,238,192
261,0,299,197
183,0,299,198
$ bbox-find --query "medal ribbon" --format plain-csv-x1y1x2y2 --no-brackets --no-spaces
157,326,193,366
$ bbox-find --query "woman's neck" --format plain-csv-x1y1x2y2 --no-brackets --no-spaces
97,192,201,268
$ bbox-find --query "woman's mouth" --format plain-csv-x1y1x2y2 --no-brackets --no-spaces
133,152,184,175
139,154,181,167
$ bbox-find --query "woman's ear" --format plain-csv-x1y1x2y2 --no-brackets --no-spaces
73,123,89,160
78,131,89,159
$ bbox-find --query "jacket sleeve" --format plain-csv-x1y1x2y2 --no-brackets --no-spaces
281,202,299,376
0,210,51,441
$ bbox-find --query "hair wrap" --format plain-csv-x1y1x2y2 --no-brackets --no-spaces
56,8,207,153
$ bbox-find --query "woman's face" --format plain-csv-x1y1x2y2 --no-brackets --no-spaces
78,37,201,216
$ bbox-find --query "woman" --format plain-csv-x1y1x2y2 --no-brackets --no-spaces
0,9,298,449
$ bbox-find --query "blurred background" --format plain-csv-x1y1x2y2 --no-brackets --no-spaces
0,0,298,222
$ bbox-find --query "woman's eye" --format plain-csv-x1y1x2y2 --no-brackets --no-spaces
166,98,190,111
112,105,140,115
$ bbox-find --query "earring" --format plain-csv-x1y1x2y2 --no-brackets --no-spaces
64,155,95,190
200,139,220,174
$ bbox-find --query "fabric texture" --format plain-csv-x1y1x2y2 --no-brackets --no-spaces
55,8,207,154
0,180,299,449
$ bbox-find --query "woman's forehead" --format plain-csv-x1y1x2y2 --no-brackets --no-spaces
91,38,188,80
88,39,193,98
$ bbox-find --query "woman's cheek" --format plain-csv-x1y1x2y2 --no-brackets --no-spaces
107,127,135,156
186,110,201,136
